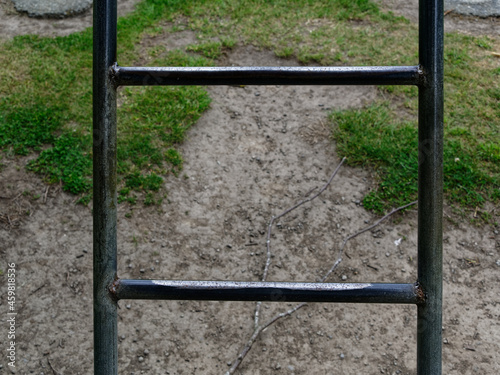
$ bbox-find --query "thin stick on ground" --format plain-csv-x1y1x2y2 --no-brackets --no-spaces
48,357,62,375
227,302,306,375
319,199,417,283
229,159,345,374
226,192,417,374
254,157,346,329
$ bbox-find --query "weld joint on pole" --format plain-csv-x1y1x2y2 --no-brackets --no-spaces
415,281,426,305
109,62,120,88
108,275,120,302
416,65,428,88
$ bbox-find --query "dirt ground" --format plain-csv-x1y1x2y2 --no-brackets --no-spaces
1,1,499,374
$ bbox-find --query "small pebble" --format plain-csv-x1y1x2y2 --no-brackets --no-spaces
138,356,144,362
340,353,345,360
126,304,131,309
386,252,391,257
144,349,149,356
140,268,145,273
341,275,347,281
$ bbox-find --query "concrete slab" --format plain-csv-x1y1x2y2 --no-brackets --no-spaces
445,0,500,17
11,0,92,18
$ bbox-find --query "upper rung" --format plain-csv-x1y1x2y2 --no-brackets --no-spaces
112,64,423,87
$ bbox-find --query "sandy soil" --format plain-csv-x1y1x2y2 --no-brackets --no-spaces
1,1,499,374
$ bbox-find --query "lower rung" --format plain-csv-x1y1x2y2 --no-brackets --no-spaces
112,279,424,305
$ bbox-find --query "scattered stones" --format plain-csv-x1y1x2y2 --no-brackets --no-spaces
11,0,92,18
445,0,500,17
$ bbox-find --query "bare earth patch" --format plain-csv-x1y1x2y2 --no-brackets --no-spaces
1,2,500,374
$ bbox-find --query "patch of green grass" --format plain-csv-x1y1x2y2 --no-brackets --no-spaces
0,2,212,205
159,0,407,66
331,102,499,213
186,38,236,59
0,104,62,155
27,133,92,195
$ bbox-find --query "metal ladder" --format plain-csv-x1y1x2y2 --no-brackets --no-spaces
93,1,444,373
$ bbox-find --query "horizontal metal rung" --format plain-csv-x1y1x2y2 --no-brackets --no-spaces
112,279,424,305
112,64,422,87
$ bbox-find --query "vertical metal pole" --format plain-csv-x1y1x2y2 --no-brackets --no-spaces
93,0,118,374
417,0,444,374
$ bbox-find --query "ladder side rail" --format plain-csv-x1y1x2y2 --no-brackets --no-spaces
93,0,118,374
417,0,444,374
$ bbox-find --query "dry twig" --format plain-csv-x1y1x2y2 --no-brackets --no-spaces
254,157,346,328
319,200,417,282
47,357,62,375
43,186,50,204
226,162,417,373
228,158,345,374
